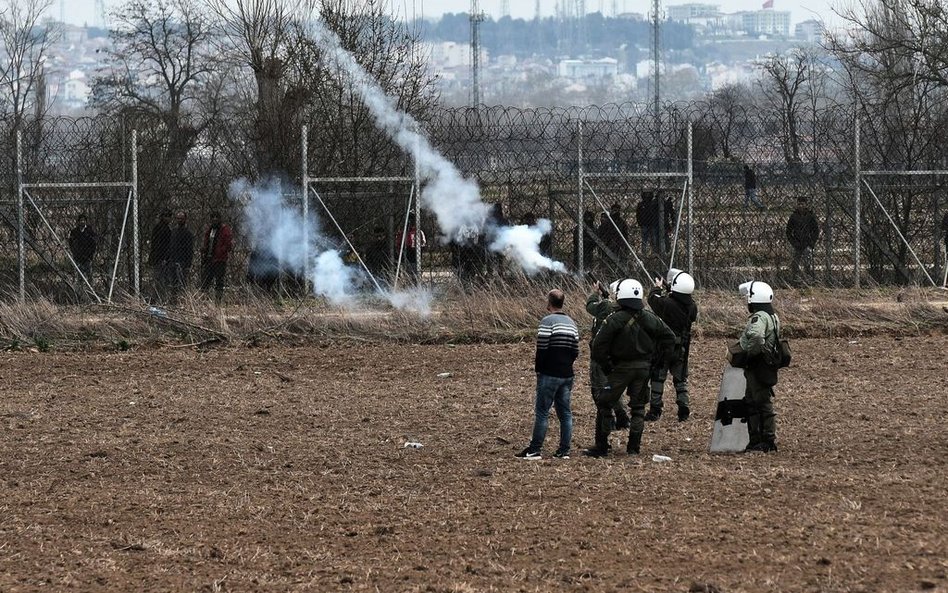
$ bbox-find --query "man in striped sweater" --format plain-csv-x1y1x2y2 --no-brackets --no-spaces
516,289,580,460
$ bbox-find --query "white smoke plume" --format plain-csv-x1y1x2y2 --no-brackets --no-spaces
308,18,565,274
230,178,433,312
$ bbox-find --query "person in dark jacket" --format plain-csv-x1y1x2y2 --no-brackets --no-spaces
573,210,596,273
149,209,173,296
68,214,97,283
586,281,632,431
200,211,234,302
585,279,676,457
646,269,698,422
636,191,661,253
516,289,580,460
786,197,820,282
744,164,764,209
168,211,194,296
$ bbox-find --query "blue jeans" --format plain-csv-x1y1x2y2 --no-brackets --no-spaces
528,373,574,454
744,188,764,209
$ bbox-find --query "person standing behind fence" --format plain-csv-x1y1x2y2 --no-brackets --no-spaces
149,209,173,297
68,214,97,293
200,211,233,303
573,210,596,274
636,191,661,253
516,288,580,460
786,197,820,282
396,217,426,284
168,211,194,297
744,164,764,210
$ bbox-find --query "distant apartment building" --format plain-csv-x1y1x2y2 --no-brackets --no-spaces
425,42,488,70
558,58,619,81
794,19,824,43
739,9,791,37
667,3,720,21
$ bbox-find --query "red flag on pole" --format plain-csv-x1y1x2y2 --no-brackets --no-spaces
763,0,774,8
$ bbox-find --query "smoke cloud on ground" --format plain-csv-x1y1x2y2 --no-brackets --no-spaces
230,178,433,313
308,18,566,274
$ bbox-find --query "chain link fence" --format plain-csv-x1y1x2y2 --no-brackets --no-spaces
1,101,946,302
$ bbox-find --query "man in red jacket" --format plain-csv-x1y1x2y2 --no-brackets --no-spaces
200,211,234,302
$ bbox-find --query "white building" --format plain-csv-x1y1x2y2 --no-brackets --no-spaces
667,3,720,21
425,42,487,70
739,9,791,37
558,58,619,81
794,19,824,43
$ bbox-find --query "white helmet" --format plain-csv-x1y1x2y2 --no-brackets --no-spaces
739,281,773,304
666,268,683,284
669,270,695,295
615,278,645,309
608,280,621,296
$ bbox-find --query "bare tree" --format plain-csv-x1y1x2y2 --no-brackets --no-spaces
0,0,56,128
703,83,752,160
758,49,809,163
205,0,309,175
92,0,222,170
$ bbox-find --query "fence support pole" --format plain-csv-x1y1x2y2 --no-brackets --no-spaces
687,121,693,275
577,119,584,278
854,116,861,288
16,129,25,302
302,125,309,289
132,129,139,297
414,133,422,284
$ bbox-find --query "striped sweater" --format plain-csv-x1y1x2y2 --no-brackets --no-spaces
535,312,580,378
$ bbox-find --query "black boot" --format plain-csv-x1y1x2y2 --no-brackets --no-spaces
677,405,690,422
626,431,643,455
644,407,662,422
584,421,611,458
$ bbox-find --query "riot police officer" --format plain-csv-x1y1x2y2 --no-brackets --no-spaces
736,280,782,453
585,279,676,457
646,269,698,422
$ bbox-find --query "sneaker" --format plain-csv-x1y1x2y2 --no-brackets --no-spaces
644,408,662,422
553,450,570,459
515,448,542,460
677,406,690,422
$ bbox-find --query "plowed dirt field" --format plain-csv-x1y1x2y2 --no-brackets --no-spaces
1,335,946,592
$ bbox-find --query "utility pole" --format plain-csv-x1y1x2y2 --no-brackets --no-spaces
501,0,510,18
470,0,484,107
651,0,662,145
535,0,542,20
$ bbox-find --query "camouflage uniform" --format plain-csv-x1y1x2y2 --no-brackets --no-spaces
590,307,675,454
586,292,631,429
739,308,781,451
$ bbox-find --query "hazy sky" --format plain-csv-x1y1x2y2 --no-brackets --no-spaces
61,0,837,28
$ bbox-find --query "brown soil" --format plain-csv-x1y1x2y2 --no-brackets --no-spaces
1,335,946,592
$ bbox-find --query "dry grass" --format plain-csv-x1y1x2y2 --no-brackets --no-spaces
0,280,946,351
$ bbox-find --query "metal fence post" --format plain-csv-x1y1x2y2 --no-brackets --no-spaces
854,116,861,288
16,129,25,302
132,129,140,297
414,132,422,284
302,125,309,288
687,121,693,275
578,120,585,278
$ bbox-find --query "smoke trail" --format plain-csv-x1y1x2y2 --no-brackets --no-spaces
308,18,565,274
